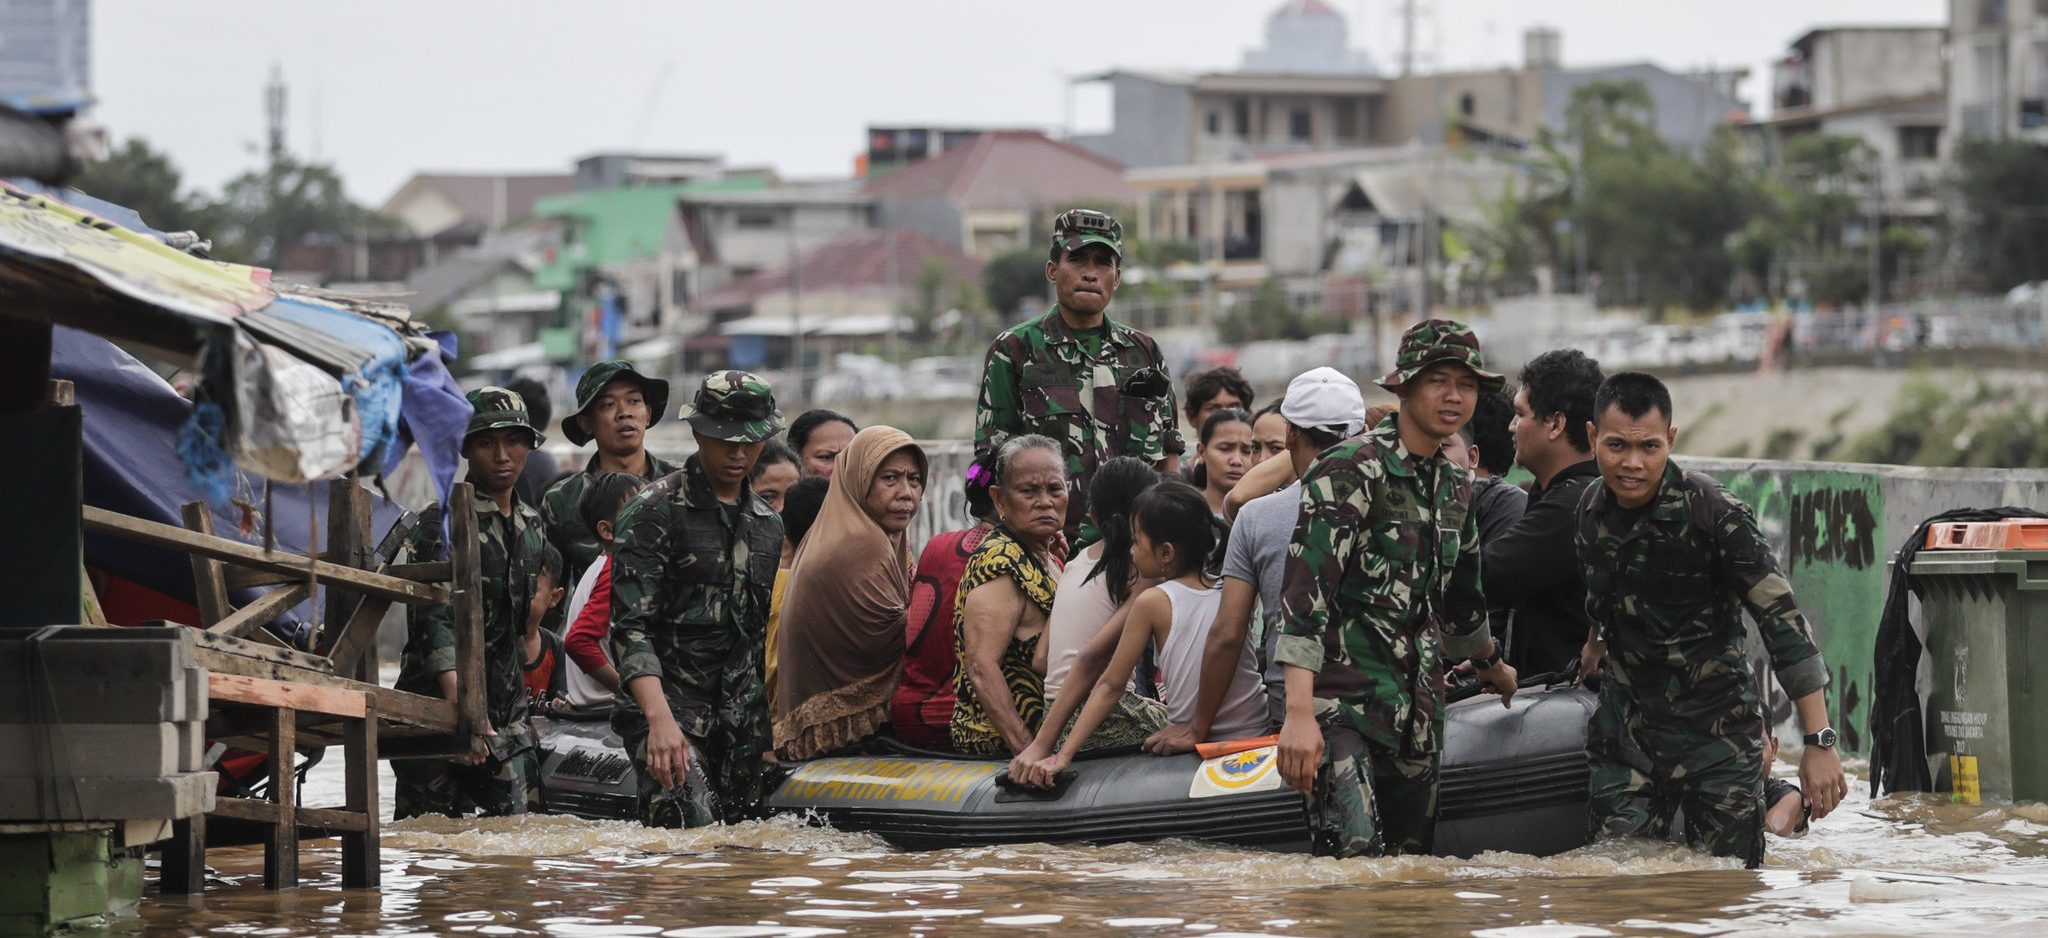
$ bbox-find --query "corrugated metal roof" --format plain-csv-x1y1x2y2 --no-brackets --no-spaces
863,131,1131,210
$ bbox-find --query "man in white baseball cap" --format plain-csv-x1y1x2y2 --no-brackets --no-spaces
1145,367,1368,752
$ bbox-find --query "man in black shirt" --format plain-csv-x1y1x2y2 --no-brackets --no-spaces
1482,349,1605,676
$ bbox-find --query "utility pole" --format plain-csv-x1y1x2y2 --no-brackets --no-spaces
1867,158,1883,313
787,207,805,408
1399,0,1419,77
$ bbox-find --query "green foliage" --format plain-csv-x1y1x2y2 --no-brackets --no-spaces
982,247,1049,321
1761,427,1805,460
1215,279,1345,343
70,138,219,234
1130,237,1201,269
1844,377,1951,465
1950,139,2048,292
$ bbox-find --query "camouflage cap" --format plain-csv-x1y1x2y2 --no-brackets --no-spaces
464,386,546,447
1050,208,1123,258
1376,318,1505,392
678,370,784,443
562,360,670,446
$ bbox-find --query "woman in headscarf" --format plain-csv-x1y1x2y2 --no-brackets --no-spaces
772,426,928,760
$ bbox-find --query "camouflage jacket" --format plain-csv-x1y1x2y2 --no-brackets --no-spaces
974,306,1184,535
608,455,783,744
1574,460,1829,734
1274,415,1492,755
395,484,545,731
541,450,683,597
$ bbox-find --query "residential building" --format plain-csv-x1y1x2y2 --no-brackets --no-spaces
1947,0,2048,146
677,185,874,298
403,223,561,365
1070,3,1747,168
868,131,1133,258
863,125,1036,180
0,0,88,96
1741,27,1947,219
685,228,983,373
572,152,773,191
1127,145,1517,292
379,173,575,241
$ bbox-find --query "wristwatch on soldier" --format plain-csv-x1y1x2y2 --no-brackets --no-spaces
1468,642,1504,672
1803,727,1838,750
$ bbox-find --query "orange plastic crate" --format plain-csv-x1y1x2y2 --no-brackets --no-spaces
1924,518,2048,551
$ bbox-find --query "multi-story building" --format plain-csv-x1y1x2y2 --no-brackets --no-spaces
1947,0,2048,146
1741,27,1948,219
0,0,88,96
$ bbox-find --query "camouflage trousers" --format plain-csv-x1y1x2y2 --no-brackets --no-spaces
1586,694,1765,868
1056,692,1170,751
1306,722,1440,858
392,722,540,820
623,730,722,829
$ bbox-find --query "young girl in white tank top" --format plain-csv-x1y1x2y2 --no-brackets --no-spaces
1010,482,1267,788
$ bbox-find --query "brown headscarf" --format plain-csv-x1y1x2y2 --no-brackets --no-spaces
772,425,927,759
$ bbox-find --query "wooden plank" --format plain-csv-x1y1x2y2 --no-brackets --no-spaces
189,648,455,734
180,502,234,627
298,806,371,834
322,596,393,682
84,505,450,606
160,814,206,894
209,795,280,824
342,695,379,888
223,568,302,590
384,561,450,583
378,735,486,760
206,583,312,639
47,378,74,406
265,706,298,890
208,673,365,719
322,477,364,650
187,628,335,676
448,482,487,737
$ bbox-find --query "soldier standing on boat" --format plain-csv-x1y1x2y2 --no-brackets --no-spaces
974,208,1184,545
392,387,549,818
1575,371,1845,866
1272,320,1519,858
541,360,680,607
609,372,786,827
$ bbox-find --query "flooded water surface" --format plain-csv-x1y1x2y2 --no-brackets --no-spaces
104,759,2048,937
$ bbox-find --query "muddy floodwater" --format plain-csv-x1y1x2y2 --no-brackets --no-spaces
95,757,2048,936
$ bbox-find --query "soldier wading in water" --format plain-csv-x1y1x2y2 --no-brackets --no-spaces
1576,371,1845,866
1274,320,1518,858
610,372,786,827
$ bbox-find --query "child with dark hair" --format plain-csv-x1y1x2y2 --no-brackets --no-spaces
559,472,650,708
765,475,832,712
1043,457,1162,702
1014,482,1264,787
750,438,802,513
522,542,569,704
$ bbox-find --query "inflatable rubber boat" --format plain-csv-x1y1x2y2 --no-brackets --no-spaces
538,683,1597,856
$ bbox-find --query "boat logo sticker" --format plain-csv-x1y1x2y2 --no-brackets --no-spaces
1189,746,1283,798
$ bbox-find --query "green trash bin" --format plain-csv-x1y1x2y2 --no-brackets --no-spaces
1909,549,2048,803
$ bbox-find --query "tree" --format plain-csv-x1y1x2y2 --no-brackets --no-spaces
70,137,218,234
983,246,1049,321
1951,139,2048,292
205,152,397,267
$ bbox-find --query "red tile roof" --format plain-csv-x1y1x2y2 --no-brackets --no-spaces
863,131,1131,210
691,228,985,311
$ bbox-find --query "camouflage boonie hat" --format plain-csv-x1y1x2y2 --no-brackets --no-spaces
1376,318,1505,392
464,386,546,447
1050,208,1123,258
678,370,783,443
562,360,670,446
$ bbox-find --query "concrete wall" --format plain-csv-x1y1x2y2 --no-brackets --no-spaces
1543,64,1744,150
1069,73,1194,169
1807,28,1946,112
908,440,2048,754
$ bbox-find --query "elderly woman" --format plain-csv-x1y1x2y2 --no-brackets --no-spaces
950,435,1069,756
772,426,928,760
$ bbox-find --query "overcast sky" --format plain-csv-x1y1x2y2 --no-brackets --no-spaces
93,0,1944,206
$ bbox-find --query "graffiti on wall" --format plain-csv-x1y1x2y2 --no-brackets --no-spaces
1719,468,1885,753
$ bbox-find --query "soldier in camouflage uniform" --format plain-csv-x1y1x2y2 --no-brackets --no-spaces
393,387,549,819
1574,372,1845,867
975,208,1184,543
1273,320,1520,858
541,360,680,614
611,371,786,827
